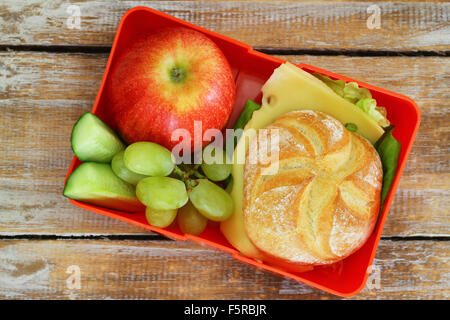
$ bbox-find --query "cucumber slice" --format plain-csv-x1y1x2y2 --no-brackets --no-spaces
63,162,144,212
71,112,125,162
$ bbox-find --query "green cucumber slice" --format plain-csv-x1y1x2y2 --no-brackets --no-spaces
71,112,124,162
63,162,144,212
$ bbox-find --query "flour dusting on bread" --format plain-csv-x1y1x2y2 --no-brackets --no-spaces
242,110,383,267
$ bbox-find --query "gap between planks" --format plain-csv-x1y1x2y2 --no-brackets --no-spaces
0,1,448,52
0,234,448,241
0,44,449,57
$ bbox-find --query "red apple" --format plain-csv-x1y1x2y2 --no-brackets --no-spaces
107,26,236,151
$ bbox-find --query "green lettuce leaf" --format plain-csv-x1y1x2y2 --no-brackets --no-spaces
313,73,390,128
232,99,261,149
233,99,262,131
375,126,401,206
343,81,371,104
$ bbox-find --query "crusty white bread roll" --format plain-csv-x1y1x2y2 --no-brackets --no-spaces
242,110,383,268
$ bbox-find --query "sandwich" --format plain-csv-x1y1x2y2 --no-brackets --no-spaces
221,62,399,271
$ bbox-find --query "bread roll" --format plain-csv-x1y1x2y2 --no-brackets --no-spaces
242,110,382,267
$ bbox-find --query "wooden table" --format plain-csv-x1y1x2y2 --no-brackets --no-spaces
0,1,448,300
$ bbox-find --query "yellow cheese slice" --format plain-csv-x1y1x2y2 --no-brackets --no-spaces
255,62,384,143
220,62,385,259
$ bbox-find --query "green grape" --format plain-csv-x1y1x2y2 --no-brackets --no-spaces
111,150,148,185
124,142,174,176
201,145,231,181
136,177,188,210
145,207,177,228
177,201,207,235
188,179,233,221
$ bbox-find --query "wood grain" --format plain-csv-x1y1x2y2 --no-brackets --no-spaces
0,0,448,301
0,51,448,236
0,1,448,51
0,239,447,299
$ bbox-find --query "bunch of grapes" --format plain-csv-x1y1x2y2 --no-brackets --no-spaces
112,141,233,235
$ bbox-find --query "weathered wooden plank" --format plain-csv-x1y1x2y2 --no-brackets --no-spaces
0,51,448,236
0,239,447,299
0,1,448,51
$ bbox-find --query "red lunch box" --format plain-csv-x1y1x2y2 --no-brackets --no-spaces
64,7,420,297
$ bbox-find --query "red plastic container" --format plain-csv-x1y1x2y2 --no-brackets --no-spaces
64,7,420,297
